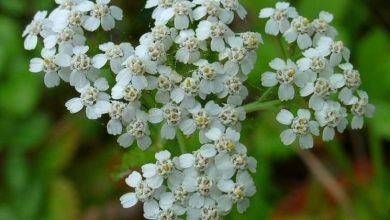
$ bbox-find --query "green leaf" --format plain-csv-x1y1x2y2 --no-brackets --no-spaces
10,113,50,151
3,151,28,195
35,121,80,176
0,71,42,118
43,177,80,220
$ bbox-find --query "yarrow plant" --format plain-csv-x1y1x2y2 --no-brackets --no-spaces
24,0,374,219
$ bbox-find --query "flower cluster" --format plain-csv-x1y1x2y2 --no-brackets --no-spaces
259,2,374,149
120,128,256,220
24,0,375,219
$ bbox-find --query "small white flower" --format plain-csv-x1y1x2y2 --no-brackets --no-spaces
217,104,246,131
261,58,306,101
259,2,298,36
196,20,234,52
155,0,195,30
65,78,111,119
338,63,361,104
317,37,350,66
350,91,375,129
117,53,158,90
58,45,100,89
23,11,51,50
92,42,134,74
315,101,348,141
312,11,337,44
29,48,65,88
117,109,152,149
297,48,333,78
120,171,156,208
218,73,248,106
220,37,256,75
220,0,247,21
175,30,207,64
142,151,180,189
140,25,176,49
283,16,313,49
181,101,223,143
240,32,263,50
171,77,200,108
155,66,182,104
192,0,231,24
148,102,191,140
300,76,344,111
276,109,320,149
106,101,128,135
82,0,123,31
217,171,256,214
193,60,224,96
43,26,86,49
214,149,257,180
203,127,243,154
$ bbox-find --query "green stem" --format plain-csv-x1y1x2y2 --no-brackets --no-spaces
277,36,288,59
244,100,281,113
176,131,187,154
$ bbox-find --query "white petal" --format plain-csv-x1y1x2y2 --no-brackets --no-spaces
179,154,195,169
299,134,314,149
44,72,60,88
125,171,142,187
92,54,108,69
24,34,38,50
65,98,83,113
120,193,138,208
276,109,294,125
280,129,296,145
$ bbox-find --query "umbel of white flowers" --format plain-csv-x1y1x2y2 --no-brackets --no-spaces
23,0,374,219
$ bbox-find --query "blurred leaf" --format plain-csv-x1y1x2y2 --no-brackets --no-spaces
298,0,350,20
35,120,80,176
10,113,50,151
43,177,80,220
0,1,28,15
0,16,22,75
11,179,44,220
3,151,28,195
0,72,42,118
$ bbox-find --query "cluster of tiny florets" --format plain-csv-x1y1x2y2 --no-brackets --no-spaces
24,0,374,219
259,2,374,149
120,129,256,220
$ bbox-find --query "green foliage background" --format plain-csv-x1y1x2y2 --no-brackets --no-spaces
0,0,389,219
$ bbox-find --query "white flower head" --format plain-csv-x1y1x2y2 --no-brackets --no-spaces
283,16,313,49
276,109,320,149
315,101,348,141
259,2,298,36
217,171,256,214
350,91,375,129
220,37,256,76
317,37,350,67
117,109,152,149
82,0,123,31
156,0,195,30
312,11,338,44
23,11,51,50
29,48,65,88
338,63,361,104
262,58,306,101
175,30,207,64
196,20,234,52
65,78,111,119
92,42,134,74
148,102,191,140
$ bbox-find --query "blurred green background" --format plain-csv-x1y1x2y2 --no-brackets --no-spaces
0,0,389,219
